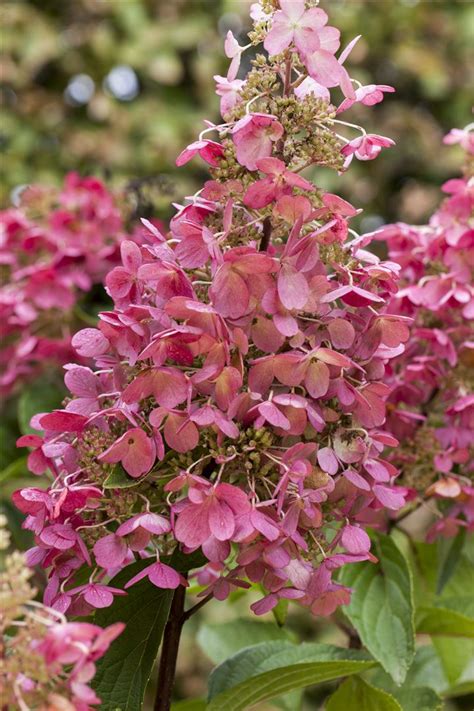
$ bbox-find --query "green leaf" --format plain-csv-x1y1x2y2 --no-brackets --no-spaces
390,686,442,711
416,604,474,637
18,376,65,434
91,560,173,711
171,700,206,711
207,658,376,711
432,637,474,687
339,533,415,684
92,550,205,711
103,464,141,489
207,642,374,711
436,529,466,595
326,676,402,711
370,647,446,696
0,456,29,485
0,422,19,469
197,618,293,665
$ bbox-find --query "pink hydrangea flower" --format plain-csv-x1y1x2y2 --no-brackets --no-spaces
264,0,329,56
99,428,156,478
341,133,395,166
231,113,284,170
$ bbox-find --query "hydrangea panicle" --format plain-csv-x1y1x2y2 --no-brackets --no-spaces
15,0,406,622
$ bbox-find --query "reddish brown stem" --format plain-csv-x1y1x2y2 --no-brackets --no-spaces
154,587,214,711
154,585,186,711
259,216,272,252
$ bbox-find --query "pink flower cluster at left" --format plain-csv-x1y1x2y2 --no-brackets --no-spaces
0,516,124,710
0,173,147,396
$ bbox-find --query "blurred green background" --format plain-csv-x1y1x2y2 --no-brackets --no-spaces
1,0,473,229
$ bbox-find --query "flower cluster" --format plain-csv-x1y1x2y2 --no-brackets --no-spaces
0,173,146,396
15,0,407,620
0,515,123,710
377,125,474,539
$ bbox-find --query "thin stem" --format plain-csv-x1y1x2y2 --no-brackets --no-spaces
283,56,292,96
154,585,187,711
182,591,214,622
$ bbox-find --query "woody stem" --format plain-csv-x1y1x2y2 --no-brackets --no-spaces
154,586,214,711
154,584,186,711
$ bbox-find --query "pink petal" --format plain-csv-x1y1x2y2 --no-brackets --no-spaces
305,360,330,399
208,499,236,541
373,485,406,510
121,240,142,273
258,401,291,430
317,447,339,475
84,585,115,609
341,525,371,554
148,562,182,589
72,328,110,357
93,534,128,569
175,504,211,548
277,264,309,310
327,319,355,349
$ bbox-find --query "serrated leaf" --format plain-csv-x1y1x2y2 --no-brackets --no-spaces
207,658,376,711
197,618,292,665
339,533,415,684
369,647,446,696
326,676,402,711
391,686,442,711
92,550,205,711
208,641,372,700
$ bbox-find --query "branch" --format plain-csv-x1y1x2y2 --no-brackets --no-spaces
154,584,187,711
182,591,214,622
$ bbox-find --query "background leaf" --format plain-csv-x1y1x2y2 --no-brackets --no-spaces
391,686,442,711
207,658,376,711
416,602,474,637
436,529,466,595
207,642,374,711
432,637,474,687
18,376,65,434
326,676,402,711
197,618,293,665
339,533,415,684
198,620,297,711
